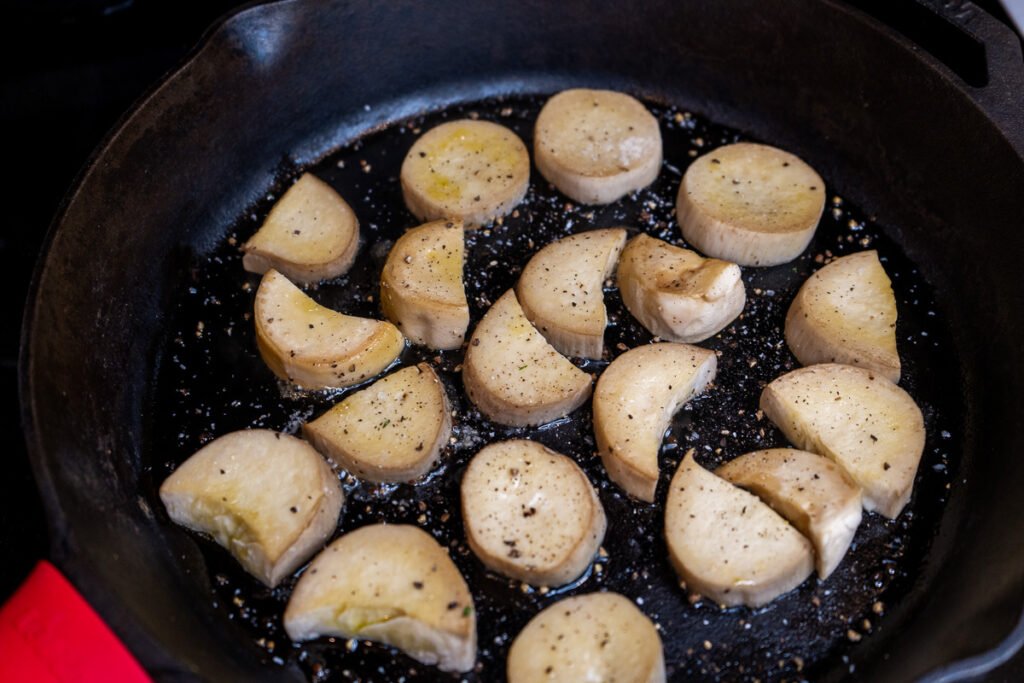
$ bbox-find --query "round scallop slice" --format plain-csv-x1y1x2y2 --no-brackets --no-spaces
285,524,476,673
302,363,451,483
760,364,925,519
785,249,901,382
593,343,717,502
254,269,404,389
516,228,627,358
159,430,343,588
242,173,359,284
677,142,826,266
461,440,606,587
462,289,592,427
380,219,468,350
617,233,746,343
716,448,863,579
400,119,530,228
534,88,662,205
665,450,814,607
507,592,665,683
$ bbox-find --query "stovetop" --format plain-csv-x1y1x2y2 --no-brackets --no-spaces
1,1,1020,681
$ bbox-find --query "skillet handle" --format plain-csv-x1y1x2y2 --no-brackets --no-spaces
851,0,1024,136
0,561,150,683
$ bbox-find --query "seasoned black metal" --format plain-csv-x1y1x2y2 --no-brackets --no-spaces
20,1,1024,682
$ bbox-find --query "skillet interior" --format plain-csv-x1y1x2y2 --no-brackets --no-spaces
20,1,1024,681
149,92,962,682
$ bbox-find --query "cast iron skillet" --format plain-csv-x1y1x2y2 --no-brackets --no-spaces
20,0,1024,681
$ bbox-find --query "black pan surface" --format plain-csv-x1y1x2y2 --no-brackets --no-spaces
150,94,961,682
20,1,1024,682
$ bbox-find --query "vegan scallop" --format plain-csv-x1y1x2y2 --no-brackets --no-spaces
594,342,717,502
665,450,814,607
760,363,925,518
160,429,343,588
242,173,360,284
677,142,825,266
785,249,901,382
462,289,592,427
516,227,627,358
534,88,662,204
400,119,529,228
461,439,606,587
303,363,451,483
284,524,476,673
507,592,665,683
617,233,746,343
380,219,469,350
717,448,863,579
254,269,404,389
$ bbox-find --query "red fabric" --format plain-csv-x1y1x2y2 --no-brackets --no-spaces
0,561,150,683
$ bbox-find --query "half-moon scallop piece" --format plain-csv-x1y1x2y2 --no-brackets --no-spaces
400,119,530,228
507,592,665,683
785,249,901,382
716,448,862,579
284,524,476,673
380,219,468,350
534,88,663,205
516,228,627,358
303,363,451,483
159,430,343,588
254,269,404,389
462,289,592,427
594,342,717,502
461,439,606,587
760,363,925,519
242,173,360,284
677,142,825,266
665,450,814,607
617,233,746,343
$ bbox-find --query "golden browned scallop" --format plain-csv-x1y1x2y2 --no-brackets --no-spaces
400,120,529,228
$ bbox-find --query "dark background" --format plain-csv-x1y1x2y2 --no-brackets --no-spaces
1,0,1021,680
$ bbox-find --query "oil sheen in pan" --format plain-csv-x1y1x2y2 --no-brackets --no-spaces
146,94,960,682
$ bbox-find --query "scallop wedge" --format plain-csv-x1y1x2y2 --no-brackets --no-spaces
401,119,530,228
461,440,606,587
303,364,451,483
254,269,404,389
463,289,592,426
677,143,825,266
160,430,343,588
534,88,663,204
380,219,468,350
665,451,814,607
760,364,925,518
617,233,746,343
717,448,862,579
285,524,476,673
507,592,665,683
594,343,717,502
516,228,627,358
785,250,901,382
242,173,359,284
